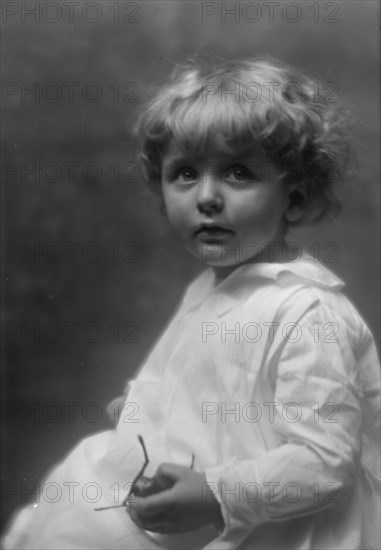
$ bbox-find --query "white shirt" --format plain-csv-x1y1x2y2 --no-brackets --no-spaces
3,254,381,550
124,252,380,549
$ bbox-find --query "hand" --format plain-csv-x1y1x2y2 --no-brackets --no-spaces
127,463,224,534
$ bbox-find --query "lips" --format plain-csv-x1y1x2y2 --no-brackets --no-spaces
195,224,233,239
195,223,232,233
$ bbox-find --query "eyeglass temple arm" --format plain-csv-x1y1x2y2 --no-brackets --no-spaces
95,434,149,511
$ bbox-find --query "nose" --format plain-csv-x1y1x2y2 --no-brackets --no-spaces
196,176,223,214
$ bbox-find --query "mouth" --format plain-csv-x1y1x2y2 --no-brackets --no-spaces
194,224,233,239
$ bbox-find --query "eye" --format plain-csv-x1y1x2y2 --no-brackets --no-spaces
173,168,197,184
224,165,257,184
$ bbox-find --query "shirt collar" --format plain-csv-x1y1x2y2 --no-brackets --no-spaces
178,252,345,319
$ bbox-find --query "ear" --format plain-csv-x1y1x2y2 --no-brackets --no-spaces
284,186,307,223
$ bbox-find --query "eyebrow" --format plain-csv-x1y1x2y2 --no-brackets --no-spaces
162,156,197,172
163,152,269,172
162,140,272,168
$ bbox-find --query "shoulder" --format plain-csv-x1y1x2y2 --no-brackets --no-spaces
275,274,370,343
266,262,379,383
239,253,375,349
251,254,362,321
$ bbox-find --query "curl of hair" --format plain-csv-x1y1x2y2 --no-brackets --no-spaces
134,55,352,227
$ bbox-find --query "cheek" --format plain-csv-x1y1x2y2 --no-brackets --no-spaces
233,190,287,238
161,189,189,231
161,186,175,216
238,191,284,223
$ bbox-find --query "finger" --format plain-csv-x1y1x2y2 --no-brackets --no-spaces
143,521,187,534
128,508,172,533
130,491,174,517
138,513,182,535
143,523,174,534
145,523,183,534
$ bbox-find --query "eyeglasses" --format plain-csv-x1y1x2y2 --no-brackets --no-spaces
94,434,195,511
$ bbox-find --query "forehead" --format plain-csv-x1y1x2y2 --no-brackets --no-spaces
162,140,269,167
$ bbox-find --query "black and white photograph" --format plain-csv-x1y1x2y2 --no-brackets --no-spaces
1,1,380,548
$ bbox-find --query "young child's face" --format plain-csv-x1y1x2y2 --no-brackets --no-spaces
161,140,294,279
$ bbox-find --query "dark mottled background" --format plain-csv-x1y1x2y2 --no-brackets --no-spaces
1,0,379,530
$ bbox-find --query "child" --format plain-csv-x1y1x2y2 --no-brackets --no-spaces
3,56,380,549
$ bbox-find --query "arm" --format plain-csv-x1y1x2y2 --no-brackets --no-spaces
204,303,363,533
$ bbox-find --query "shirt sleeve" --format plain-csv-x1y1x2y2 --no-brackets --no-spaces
204,298,364,534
